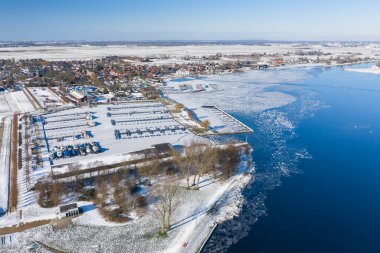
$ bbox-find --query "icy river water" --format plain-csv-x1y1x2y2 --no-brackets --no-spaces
202,63,380,253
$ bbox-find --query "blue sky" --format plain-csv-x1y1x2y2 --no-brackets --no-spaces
1,0,379,41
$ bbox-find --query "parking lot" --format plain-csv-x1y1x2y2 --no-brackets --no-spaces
34,101,194,168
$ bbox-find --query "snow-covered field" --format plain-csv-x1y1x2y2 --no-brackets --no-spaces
28,87,65,109
0,91,35,117
1,44,291,60
0,91,35,216
0,43,379,61
0,202,59,228
10,91,35,113
0,95,11,114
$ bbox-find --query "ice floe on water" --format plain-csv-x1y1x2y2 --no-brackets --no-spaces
167,69,312,117
259,110,295,134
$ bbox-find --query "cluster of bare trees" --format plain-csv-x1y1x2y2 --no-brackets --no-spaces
68,164,85,197
216,144,241,180
95,175,107,208
152,177,180,235
136,157,182,234
335,56,370,64
95,171,147,222
173,141,239,190
150,142,241,234
111,173,135,216
36,164,90,208
138,158,160,186
35,176,62,208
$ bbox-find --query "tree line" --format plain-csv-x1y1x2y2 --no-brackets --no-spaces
34,141,246,235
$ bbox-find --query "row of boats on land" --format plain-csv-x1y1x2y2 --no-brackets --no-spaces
41,112,96,127
56,130,92,142
50,142,101,160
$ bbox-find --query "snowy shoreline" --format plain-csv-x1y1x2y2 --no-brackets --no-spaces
345,65,380,75
167,161,254,253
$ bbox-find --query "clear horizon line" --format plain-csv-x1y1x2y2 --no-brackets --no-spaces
1,39,379,43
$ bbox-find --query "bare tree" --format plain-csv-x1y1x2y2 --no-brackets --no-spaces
111,172,120,189
173,141,218,190
173,143,197,190
113,183,129,214
68,164,82,197
138,157,160,186
174,103,184,112
50,181,62,206
194,145,218,190
152,178,180,235
96,175,107,207
217,144,240,180
200,119,211,130
36,180,51,207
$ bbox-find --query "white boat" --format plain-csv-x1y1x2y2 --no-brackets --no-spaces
92,145,99,153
